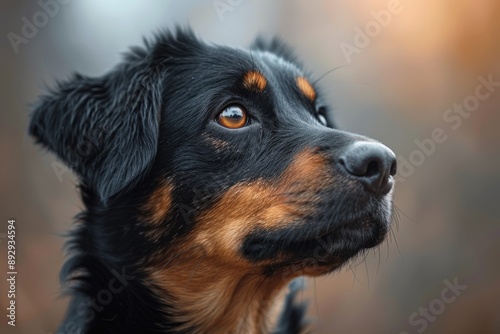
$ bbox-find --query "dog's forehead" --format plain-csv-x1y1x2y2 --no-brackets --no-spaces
250,51,317,105
243,49,306,88
254,51,302,74
160,44,319,130
203,46,315,101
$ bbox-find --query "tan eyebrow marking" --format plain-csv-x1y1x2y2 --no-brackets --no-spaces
242,71,267,92
295,77,316,101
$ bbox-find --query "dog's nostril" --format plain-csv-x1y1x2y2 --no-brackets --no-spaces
365,160,380,177
389,160,397,176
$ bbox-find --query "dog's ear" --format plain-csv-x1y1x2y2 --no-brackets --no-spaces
29,54,163,203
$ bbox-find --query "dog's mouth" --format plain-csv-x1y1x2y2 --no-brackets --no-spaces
242,195,392,276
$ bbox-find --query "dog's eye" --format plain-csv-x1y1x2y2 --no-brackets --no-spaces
316,107,328,126
216,105,248,129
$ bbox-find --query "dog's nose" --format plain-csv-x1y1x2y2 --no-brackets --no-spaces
339,141,397,195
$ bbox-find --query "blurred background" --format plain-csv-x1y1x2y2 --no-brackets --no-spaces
1,0,499,333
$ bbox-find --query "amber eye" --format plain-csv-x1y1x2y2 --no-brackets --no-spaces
216,105,248,129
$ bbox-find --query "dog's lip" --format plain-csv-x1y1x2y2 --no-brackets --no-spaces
260,214,387,274
301,214,376,241
242,198,392,263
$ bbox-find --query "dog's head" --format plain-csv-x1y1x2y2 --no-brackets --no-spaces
30,29,396,280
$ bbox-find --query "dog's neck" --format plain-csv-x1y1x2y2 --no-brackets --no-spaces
150,255,291,333
62,192,307,333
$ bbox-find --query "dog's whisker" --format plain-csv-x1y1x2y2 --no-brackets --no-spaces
348,262,365,287
364,257,370,288
312,64,351,85
376,244,382,274
393,203,417,225
385,231,391,262
390,225,402,257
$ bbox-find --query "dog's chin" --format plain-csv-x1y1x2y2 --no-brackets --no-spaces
243,200,392,277
260,216,389,277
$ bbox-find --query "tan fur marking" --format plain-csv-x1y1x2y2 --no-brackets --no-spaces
198,149,330,239
148,149,333,332
296,76,316,100
143,180,174,226
203,134,230,151
149,256,288,333
243,71,267,92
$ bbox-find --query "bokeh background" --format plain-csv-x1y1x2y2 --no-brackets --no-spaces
1,0,499,333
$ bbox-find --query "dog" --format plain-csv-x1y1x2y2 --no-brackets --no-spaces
29,28,397,334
